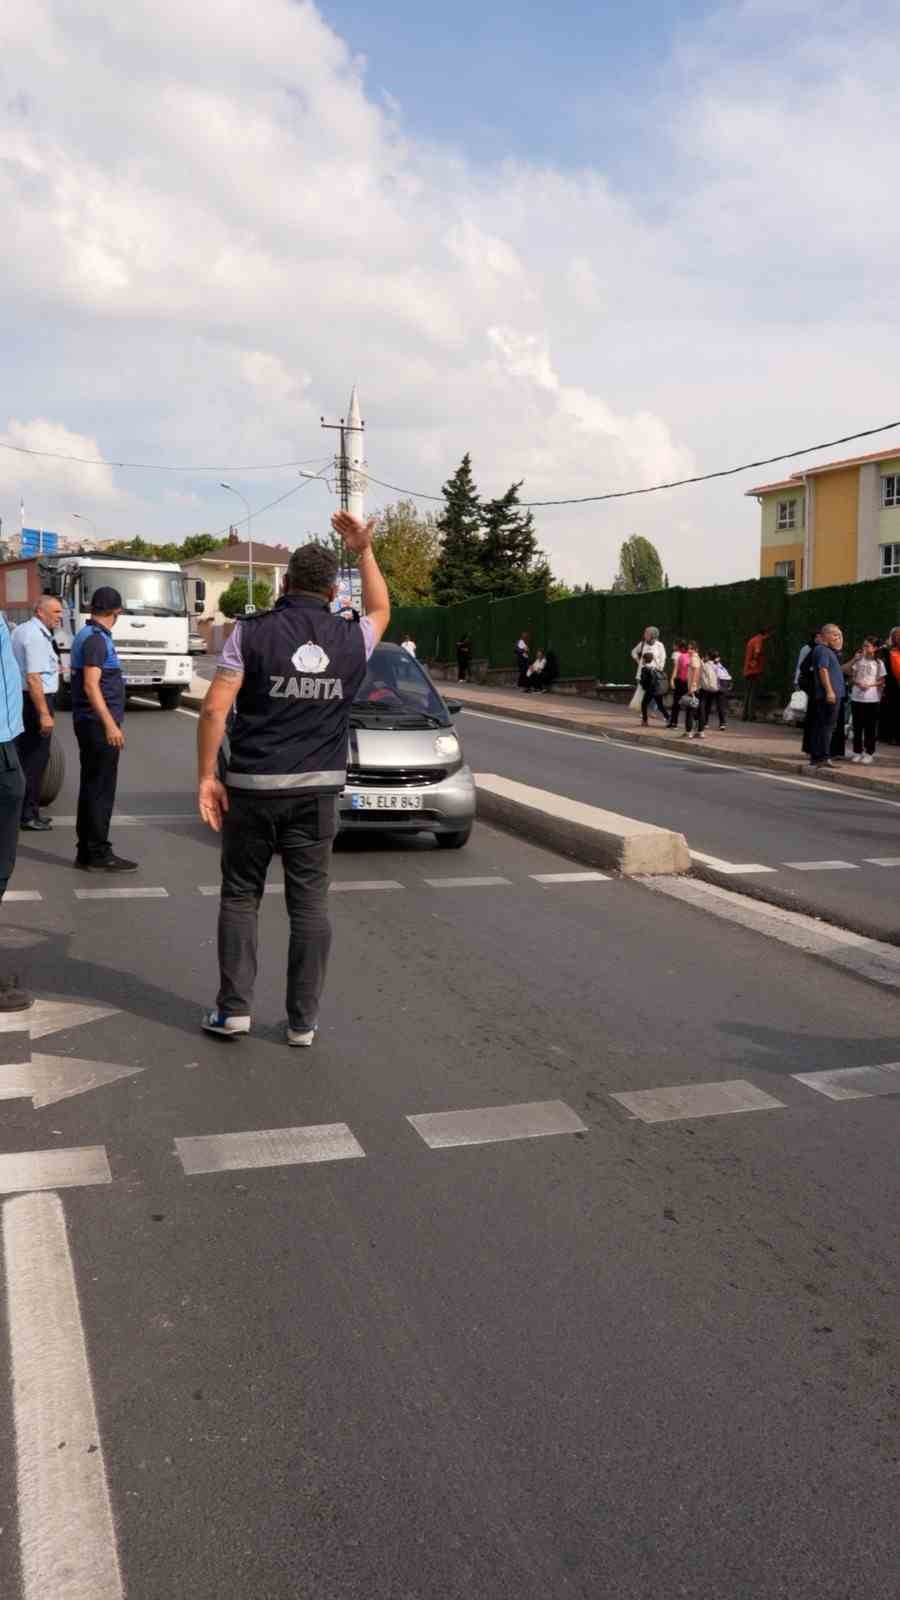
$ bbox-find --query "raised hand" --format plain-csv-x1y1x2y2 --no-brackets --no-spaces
331,511,377,556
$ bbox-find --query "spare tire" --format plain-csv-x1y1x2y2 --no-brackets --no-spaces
40,735,66,806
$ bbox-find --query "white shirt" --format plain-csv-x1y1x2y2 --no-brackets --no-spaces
401,640,416,657
631,638,666,679
850,657,885,703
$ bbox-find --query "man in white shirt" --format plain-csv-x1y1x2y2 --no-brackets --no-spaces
12,594,63,830
401,634,417,657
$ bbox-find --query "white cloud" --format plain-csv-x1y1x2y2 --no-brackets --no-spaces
2,0,898,585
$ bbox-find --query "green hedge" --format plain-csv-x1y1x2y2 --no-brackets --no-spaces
488,590,548,668
444,595,493,661
598,588,685,682
787,576,900,681
547,591,605,678
682,577,788,691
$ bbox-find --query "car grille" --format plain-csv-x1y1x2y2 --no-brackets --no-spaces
120,657,166,678
345,765,449,787
122,640,168,649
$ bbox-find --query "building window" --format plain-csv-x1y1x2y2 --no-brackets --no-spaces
882,475,900,508
774,559,797,593
776,500,797,530
880,543,900,576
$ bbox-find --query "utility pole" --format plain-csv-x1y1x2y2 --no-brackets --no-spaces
321,387,365,599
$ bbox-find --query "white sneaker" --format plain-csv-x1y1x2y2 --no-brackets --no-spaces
286,1024,317,1048
861,753,874,765
202,1010,251,1039
850,754,863,763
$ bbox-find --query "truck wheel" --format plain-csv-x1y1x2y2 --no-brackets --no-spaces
157,687,183,710
40,736,66,806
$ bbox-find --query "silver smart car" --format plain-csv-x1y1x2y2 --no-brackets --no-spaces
339,643,475,848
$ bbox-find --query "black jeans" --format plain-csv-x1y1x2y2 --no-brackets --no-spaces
17,692,56,822
75,719,121,863
456,653,470,682
742,677,760,720
217,791,337,1031
810,699,839,764
0,741,25,899
641,689,668,723
851,701,879,756
703,688,728,729
669,679,687,726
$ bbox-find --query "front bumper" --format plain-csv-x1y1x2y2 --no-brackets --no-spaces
338,764,476,833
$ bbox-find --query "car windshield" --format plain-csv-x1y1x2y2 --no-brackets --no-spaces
352,646,449,725
79,568,188,617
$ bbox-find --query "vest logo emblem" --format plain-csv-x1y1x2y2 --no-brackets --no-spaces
291,641,329,674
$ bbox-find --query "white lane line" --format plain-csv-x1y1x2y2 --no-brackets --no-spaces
793,1063,900,1101
4,889,43,901
690,850,776,876
424,876,512,888
782,860,858,871
176,1124,365,1175
530,871,610,883
644,874,900,993
408,1099,587,1149
462,708,900,809
129,696,161,708
0,1146,112,1194
197,883,284,896
3,1193,124,1600
74,887,169,900
864,857,900,867
52,814,197,826
611,1080,785,1123
177,707,200,720
329,880,404,892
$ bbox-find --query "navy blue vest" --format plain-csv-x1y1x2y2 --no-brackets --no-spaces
226,594,368,794
71,623,126,725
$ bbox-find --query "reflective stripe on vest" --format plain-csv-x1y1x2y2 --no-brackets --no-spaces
226,769,347,791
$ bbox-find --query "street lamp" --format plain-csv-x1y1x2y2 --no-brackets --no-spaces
220,483,254,614
70,512,98,545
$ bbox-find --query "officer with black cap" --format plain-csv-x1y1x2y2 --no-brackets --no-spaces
71,585,137,873
197,512,390,1045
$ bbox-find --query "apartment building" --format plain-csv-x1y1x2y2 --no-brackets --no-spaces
749,446,900,592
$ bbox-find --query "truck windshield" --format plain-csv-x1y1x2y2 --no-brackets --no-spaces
79,569,187,617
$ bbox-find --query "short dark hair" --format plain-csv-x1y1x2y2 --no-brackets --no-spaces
286,543,339,595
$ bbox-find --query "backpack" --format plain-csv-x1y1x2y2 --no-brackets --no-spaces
797,649,817,697
700,660,718,692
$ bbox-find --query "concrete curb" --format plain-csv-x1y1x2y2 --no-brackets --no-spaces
474,773,691,876
459,697,900,801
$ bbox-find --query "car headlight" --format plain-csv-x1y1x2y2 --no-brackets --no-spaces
434,734,460,759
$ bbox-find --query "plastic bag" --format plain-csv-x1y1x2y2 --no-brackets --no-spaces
629,685,643,711
782,688,807,725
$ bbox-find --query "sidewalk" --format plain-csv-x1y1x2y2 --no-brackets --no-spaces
448,681,900,798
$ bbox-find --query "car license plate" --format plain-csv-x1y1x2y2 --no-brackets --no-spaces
126,676,156,685
349,792,423,811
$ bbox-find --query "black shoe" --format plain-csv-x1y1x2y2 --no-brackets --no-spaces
0,975,33,1011
74,855,139,872
20,817,52,832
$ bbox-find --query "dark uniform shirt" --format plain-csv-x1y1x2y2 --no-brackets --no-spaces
71,622,126,725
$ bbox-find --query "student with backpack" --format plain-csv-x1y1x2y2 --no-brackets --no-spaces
848,636,886,765
699,651,721,733
639,652,669,725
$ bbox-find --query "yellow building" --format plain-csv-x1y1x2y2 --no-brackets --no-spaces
749,447,900,592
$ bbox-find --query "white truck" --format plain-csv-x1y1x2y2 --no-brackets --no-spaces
42,554,196,710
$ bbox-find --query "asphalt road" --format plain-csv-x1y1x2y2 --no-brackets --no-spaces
1,703,898,1599
459,706,900,941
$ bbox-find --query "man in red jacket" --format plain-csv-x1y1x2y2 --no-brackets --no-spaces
742,627,773,722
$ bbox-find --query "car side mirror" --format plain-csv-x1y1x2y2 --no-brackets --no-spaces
446,699,463,716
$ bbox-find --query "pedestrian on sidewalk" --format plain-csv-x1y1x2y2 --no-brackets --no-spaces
667,639,690,728
680,641,704,739
401,633,417,658
699,651,722,731
848,637,885,765
877,628,900,744
0,613,32,1012
639,652,669,724
741,626,773,721
526,649,548,692
456,634,472,682
515,632,531,689
72,588,137,873
197,516,391,1047
710,651,732,729
12,593,62,831
631,627,667,720
805,623,844,771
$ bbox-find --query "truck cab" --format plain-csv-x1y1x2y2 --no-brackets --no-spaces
45,555,194,709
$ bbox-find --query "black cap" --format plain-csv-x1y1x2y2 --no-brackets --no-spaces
91,586,122,613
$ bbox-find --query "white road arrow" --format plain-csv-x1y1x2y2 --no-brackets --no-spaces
0,998,119,1041
0,1054,142,1108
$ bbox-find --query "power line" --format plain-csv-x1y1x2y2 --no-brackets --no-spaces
357,418,900,508
0,442,333,473
204,468,331,541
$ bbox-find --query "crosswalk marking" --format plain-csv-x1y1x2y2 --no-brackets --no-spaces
0,1145,112,1194
407,1099,587,1149
782,860,858,871
792,1062,900,1101
423,876,512,888
74,887,169,900
690,850,776,875
611,1079,785,1123
863,857,900,867
329,880,404,892
530,871,610,883
175,1124,366,1175
4,890,43,902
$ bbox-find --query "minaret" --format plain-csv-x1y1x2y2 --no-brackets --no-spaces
346,385,366,522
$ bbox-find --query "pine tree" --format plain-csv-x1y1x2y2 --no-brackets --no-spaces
431,454,483,606
478,480,552,597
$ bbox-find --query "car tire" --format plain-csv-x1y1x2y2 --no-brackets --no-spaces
435,826,471,849
157,687,183,710
40,735,66,806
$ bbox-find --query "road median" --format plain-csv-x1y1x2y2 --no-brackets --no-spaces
474,773,690,876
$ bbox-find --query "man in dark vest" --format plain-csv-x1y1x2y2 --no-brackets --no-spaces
197,515,390,1045
71,586,137,873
